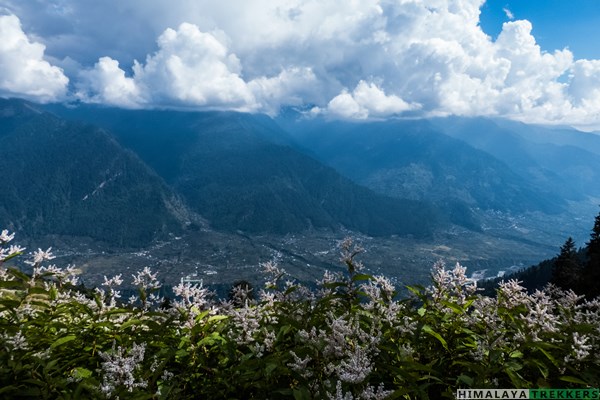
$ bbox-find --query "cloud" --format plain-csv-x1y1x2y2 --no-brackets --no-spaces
76,22,321,114
503,7,515,20
131,23,256,111
74,23,256,110
326,81,419,119
248,67,318,115
0,14,68,102
77,57,142,108
4,1,600,127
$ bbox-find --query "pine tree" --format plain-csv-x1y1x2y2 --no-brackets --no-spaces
551,237,581,291
583,209,600,298
588,210,600,255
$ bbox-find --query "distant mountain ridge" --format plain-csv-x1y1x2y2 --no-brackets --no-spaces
0,99,440,243
280,118,569,229
432,117,600,200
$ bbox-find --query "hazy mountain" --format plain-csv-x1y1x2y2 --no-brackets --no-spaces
281,117,564,226
0,99,186,246
45,104,439,238
432,117,600,200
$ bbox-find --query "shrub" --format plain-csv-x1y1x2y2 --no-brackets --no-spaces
1,232,599,399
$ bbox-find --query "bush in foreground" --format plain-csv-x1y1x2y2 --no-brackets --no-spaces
1,232,599,399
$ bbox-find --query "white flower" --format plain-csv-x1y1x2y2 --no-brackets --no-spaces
103,274,123,287
99,342,147,396
173,282,211,310
288,351,313,378
0,244,25,262
132,267,161,290
2,330,29,351
0,230,15,243
25,247,56,266
571,332,592,362
336,347,372,384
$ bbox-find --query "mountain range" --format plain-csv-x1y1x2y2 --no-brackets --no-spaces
2,98,599,265
2,99,439,246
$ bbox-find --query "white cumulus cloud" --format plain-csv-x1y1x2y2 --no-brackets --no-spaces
0,14,68,102
326,81,419,119
78,22,320,114
4,1,600,128
132,23,256,110
77,57,142,108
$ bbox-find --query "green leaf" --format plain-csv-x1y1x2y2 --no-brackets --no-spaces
72,367,93,379
457,374,474,386
352,273,372,282
406,285,426,297
207,315,228,323
292,386,311,400
422,324,448,350
0,385,19,395
120,319,143,330
22,378,45,387
265,362,278,376
440,300,464,314
51,335,76,349
1,251,23,263
0,280,24,289
559,375,589,385
537,347,559,368
510,350,523,358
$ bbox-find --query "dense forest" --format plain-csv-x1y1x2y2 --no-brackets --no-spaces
480,208,600,299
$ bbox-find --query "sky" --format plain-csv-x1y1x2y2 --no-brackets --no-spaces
1,0,600,130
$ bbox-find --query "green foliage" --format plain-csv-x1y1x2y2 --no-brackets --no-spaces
551,237,582,292
1,236,600,399
583,209,600,298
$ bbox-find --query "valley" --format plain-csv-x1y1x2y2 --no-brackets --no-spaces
2,98,599,296
20,197,597,297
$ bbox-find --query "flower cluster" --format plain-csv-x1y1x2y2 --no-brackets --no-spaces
1,232,600,399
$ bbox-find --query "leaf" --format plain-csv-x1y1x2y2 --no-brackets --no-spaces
0,280,23,289
72,367,93,379
406,285,426,297
51,335,76,349
207,315,228,323
120,319,143,330
537,347,559,368
265,362,278,376
175,349,188,359
0,385,19,395
422,324,448,350
22,378,45,387
292,386,311,400
440,300,464,314
559,375,589,385
352,273,372,282
510,350,523,358
457,374,474,386
1,251,22,263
